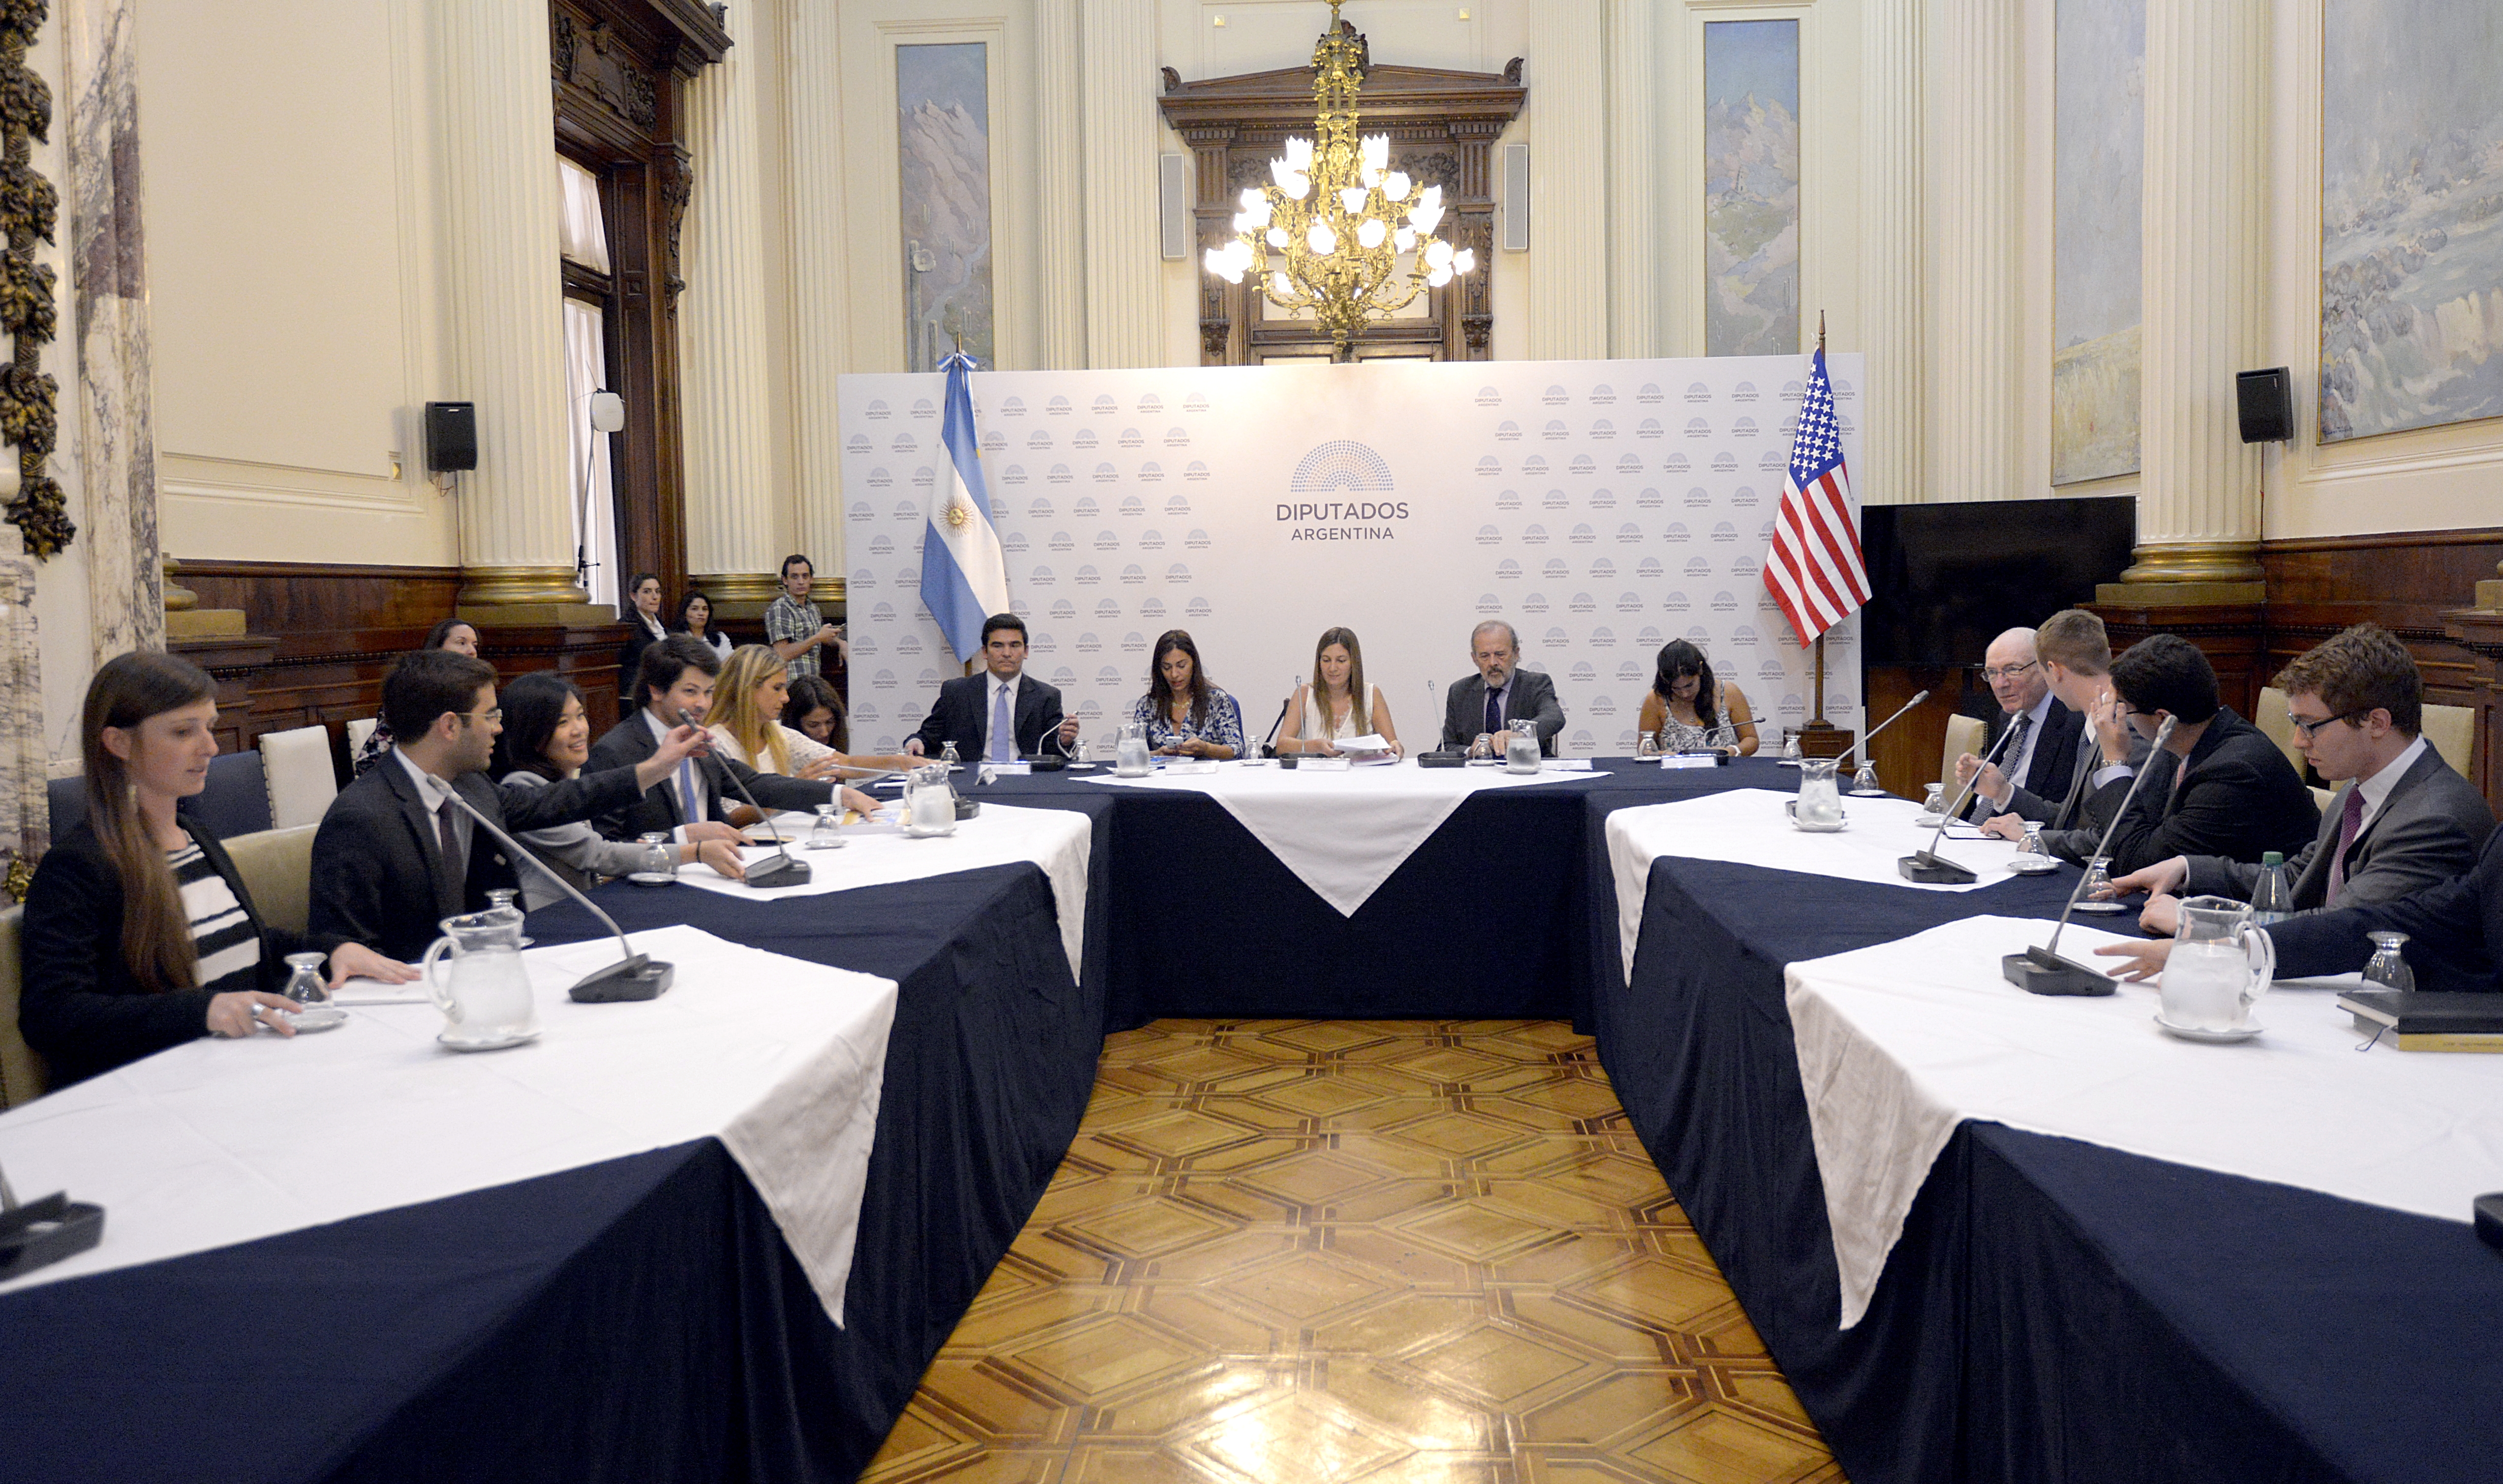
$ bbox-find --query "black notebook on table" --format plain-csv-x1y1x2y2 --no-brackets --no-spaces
2336,991,2503,1050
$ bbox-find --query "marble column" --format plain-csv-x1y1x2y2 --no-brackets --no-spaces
63,0,163,662
785,0,851,582
1079,0,1160,368
0,528,45,869
1923,0,2022,503
1527,0,1607,361
1604,0,1657,359
1036,0,1085,369
1858,0,1924,506
2113,0,2268,593
679,1,785,612
433,0,588,615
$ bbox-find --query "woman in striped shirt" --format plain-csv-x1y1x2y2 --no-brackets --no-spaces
20,652,415,1087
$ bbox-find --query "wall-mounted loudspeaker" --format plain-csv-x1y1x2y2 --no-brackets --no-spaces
425,401,477,472
1500,143,1530,252
1159,153,1190,262
2235,367,2292,444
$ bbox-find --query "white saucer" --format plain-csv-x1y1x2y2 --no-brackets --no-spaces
2153,1013,2263,1044
277,1006,348,1033
1847,787,1891,798
2070,899,2130,914
627,872,675,886
2006,856,2062,875
439,1026,541,1053
1787,815,1848,834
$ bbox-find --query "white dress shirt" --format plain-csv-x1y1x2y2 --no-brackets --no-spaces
392,747,470,868
645,709,708,841
2351,734,2428,835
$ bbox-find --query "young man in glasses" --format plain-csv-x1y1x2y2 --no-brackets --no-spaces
2103,622,2492,937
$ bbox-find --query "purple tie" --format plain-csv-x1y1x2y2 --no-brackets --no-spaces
2325,785,2367,906
990,681,1014,761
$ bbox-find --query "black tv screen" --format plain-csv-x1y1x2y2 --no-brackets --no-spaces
1858,497,2137,666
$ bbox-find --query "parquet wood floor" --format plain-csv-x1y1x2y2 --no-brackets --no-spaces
861,1019,1844,1484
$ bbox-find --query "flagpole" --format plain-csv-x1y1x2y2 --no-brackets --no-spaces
1796,311,1853,761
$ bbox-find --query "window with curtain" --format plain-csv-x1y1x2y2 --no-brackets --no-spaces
558,156,621,608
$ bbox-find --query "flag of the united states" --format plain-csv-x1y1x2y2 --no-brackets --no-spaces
1764,348,1869,647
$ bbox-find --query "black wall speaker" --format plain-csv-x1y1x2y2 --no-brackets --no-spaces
2235,367,2292,444
425,401,478,472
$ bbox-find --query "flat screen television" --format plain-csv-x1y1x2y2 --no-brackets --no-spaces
1858,496,2137,666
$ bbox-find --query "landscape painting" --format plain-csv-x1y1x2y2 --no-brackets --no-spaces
897,42,994,372
1705,20,1800,359
2052,0,2144,484
2320,3,2503,442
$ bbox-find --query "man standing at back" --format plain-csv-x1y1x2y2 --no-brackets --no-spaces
907,612,1080,760
764,552,844,682
1953,626,2081,821
1440,620,1565,757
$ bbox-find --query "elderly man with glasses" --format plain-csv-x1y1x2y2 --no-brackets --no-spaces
1950,626,2083,822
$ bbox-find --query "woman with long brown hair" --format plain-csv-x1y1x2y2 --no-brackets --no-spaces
1130,630,1245,759
21,652,413,1085
1278,626,1402,757
704,644,906,793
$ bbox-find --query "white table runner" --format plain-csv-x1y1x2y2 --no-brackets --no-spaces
1786,914,2503,1328
679,802,1091,976
1605,788,2022,984
0,926,898,1325
1077,759,1585,914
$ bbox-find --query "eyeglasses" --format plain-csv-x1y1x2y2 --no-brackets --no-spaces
458,708,503,725
1980,660,2039,683
2288,708,2368,740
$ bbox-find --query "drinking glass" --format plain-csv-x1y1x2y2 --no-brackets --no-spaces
1781,729,1803,763
1849,759,1885,795
1636,732,1661,759
806,802,845,850
631,832,675,883
1469,732,1496,762
2072,854,2127,912
2363,932,2415,994
1916,781,1946,825
2009,822,2058,874
281,951,330,1006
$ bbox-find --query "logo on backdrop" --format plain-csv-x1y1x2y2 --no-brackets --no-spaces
1279,440,1408,541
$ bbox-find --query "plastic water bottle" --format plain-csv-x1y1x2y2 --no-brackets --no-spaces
2250,851,2293,926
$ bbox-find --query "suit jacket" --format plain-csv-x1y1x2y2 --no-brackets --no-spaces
2009,721,2153,840
2184,744,2494,911
19,821,302,1087
1962,699,2083,821
2081,708,2320,875
2270,824,2503,993
307,756,642,962
585,713,836,841
1440,668,1566,755
911,671,1067,760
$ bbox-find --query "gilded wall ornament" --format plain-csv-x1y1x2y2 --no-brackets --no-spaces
0,0,65,558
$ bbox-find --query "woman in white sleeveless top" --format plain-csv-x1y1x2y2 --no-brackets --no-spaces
1278,626,1403,757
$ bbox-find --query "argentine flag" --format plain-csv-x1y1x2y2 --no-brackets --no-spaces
921,352,1013,664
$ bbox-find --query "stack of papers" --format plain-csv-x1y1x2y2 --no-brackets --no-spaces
1335,733,1401,765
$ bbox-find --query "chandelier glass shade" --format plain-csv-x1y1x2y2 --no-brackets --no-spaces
1200,2,1475,359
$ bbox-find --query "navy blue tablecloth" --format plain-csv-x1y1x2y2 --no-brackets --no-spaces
1597,855,2503,1483
0,860,1101,1484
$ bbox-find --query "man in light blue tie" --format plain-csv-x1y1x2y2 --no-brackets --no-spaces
906,613,1079,761
587,635,860,840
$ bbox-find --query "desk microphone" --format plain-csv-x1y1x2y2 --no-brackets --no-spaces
676,710,812,889
440,787,672,1002
1261,677,1294,758
1897,712,2022,884
2002,716,2175,997
1836,690,1929,768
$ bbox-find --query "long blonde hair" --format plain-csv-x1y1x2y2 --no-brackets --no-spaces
83,652,219,995
711,645,792,774
1310,627,1369,737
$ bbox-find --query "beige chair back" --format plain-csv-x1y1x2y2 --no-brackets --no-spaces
345,716,380,758
2311,786,2334,815
2254,686,2303,777
1941,714,1985,795
0,906,47,1109
2421,702,2475,779
260,727,339,830
222,825,319,937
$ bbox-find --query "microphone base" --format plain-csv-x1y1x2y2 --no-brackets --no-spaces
744,854,814,890
1416,751,1467,768
2000,948,2115,998
569,955,674,1003
1897,850,1978,884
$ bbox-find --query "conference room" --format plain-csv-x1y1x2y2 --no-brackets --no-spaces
3,2,2501,1482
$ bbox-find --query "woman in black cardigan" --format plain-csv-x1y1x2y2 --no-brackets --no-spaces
21,652,414,1087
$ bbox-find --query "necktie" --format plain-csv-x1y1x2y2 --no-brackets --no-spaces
2325,785,2367,906
436,797,465,900
1484,684,1503,737
990,681,1015,761
677,756,703,825
2004,712,2033,791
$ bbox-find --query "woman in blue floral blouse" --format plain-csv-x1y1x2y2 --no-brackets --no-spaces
1130,630,1245,759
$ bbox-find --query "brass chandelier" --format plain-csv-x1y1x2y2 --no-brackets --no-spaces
1200,1,1475,361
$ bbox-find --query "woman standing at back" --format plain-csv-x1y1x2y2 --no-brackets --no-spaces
1278,626,1402,757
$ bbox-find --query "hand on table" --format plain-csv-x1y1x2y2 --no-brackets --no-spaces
796,753,847,781
2092,938,2172,982
2105,856,2188,902
840,785,881,816
2137,893,2182,937
328,943,416,987
683,821,744,845
1977,811,2029,842
903,737,926,758
691,839,745,879
208,990,300,1039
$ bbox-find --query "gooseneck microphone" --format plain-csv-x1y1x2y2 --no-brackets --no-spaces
1261,678,1295,758
1836,690,1930,768
441,787,673,1002
1897,710,2023,884
677,710,812,889
2002,715,2176,997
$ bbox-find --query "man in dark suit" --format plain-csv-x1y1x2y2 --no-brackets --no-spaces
905,612,1079,761
2077,633,2320,875
1952,626,2082,822
587,635,854,841
1970,609,2149,843
1439,620,1565,756
309,648,711,962
2109,623,2493,933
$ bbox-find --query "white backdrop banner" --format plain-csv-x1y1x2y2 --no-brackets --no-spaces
837,356,1864,757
